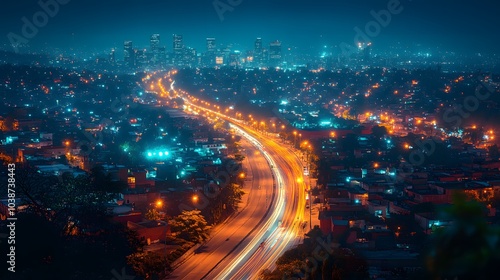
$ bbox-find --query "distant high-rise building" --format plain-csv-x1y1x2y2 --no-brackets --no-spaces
205,38,217,67
151,34,160,50
150,34,161,65
135,49,148,67
254,38,263,65
184,47,197,67
173,34,183,51
363,42,372,62
229,51,241,68
157,46,166,66
109,48,116,65
124,41,134,66
173,34,183,64
269,40,282,67
206,38,216,53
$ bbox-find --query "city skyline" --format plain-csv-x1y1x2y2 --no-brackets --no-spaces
1,0,500,55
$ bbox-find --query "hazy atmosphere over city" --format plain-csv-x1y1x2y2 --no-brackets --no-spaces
1,0,500,54
1,1,500,280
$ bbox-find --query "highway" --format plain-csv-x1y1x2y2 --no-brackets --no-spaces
183,97,308,279
211,125,307,279
153,75,308,279
167,138,277,279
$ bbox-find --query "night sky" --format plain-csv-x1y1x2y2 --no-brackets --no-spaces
1,0,499,55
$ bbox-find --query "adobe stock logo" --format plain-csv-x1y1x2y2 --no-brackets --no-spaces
340,0,408,56
7,0,71,53
213,0,243,22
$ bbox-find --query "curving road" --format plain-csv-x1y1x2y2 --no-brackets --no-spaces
184,99,308,280
166,138,277,279
153,75,308,279
211,125,307,279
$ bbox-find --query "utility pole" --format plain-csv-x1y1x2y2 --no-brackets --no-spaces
309,188,312,230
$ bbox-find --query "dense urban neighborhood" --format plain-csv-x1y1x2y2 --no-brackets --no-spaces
1,1,500,279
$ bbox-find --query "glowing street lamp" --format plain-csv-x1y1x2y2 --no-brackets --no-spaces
155,199,163,208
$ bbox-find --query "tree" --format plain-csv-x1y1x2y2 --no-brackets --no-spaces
426,193,500,279
488,144,500,159
0,211,143,280
233,153,245,162
223,183,245,210
170,210,211,242
0,153,13,164
325,249,369,280
371,125,388,139
127,251,169,280
277,259,306,279
145,209,163,221
8,164,126,236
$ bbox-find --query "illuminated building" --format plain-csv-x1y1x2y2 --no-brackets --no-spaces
109,48,115,65
173,34,184,65
254,37,263,65
150,34,161,65
205,37,217,66
123,40,134,67
206,37,216,53
269,40,282,67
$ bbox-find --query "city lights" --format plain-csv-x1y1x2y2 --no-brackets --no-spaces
2,2,498,279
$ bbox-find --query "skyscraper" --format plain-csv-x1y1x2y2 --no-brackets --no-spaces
157,46,166,66
109,48,116,65
205,38,216,67
206,38,216,53
269,40,282,67
124,41,134,67
150,34,160,51
150,34,161,65
135,48,148,67
173,34,183,65
254,38,263,65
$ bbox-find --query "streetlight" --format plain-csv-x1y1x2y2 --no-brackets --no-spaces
154,199,168,265
156,199,163,208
